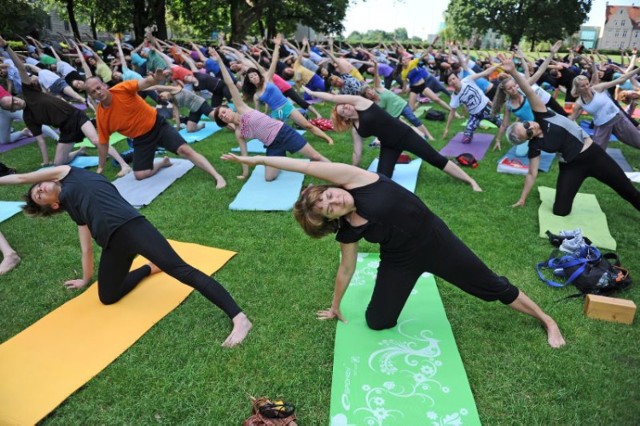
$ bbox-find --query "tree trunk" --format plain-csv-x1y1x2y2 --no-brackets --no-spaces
132,0,148,43
66,0,82,41
151,0,168,40
90,14,98,40
230,0,262,43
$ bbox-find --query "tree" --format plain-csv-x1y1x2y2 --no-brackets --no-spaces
446,0,592,47
1,0,48,38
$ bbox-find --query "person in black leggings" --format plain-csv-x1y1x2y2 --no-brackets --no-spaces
500,54,640,216
0,166,252,347
304,89,482,192
221,155,565,348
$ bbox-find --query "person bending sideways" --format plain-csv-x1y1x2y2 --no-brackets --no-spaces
221,155,565,348
0,166,251,347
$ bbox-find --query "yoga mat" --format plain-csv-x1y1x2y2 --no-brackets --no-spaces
0,136,35,154
72,103,87,111
0,201,24,223
579,120,618,141
496,145,556,175
74,132,126,149
178,121,222,143
112,158,194,208
368,158,422,193
626,172,640,183
538,186,616,250
229,161,307,211
69,156,99,168
231,130,306,154
606,148,633,172
439,132,493,161
0,240,236,426
330,253,480,426
461,119,498,129
413,105,432,118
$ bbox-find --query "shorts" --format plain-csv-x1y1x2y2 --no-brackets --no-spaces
187,102,213,123
270,101,295,121
49,78,70,96
409,82,426,94
132,115,186,171
266,124,306,156
399,104,422,127
58,109,90,143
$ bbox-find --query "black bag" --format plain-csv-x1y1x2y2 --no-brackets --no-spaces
455,153,478,168
425,110,446,121
0,163,16,177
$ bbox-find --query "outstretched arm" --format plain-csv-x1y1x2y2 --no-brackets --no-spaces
209,49,247,109
0,165,71,185
317,242,359,323
64,225,94,290
303,88,372,109
593,63,640,92
72,41,93,78
264,34,282,82
220,155,376,189
498,53,546,112
528,40,562,85
1,41,30,83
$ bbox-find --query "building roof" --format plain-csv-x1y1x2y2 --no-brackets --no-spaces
606,5,640,30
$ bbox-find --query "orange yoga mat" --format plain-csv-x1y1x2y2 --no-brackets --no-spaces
0,240,236,425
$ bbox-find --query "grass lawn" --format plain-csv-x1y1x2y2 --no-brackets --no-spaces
1,95,639,425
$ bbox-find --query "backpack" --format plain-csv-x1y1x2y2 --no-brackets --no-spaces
536,231,632,296
0,163,16,177
455,153,478,168
425,110,446,121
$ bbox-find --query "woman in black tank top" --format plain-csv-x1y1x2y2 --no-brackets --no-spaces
304,89,483,192
222,154,565,348
0,166,252,347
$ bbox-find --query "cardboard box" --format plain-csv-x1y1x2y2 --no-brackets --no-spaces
584,294,636,325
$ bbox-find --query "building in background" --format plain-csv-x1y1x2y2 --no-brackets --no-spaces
579,25,600,49
599,4,640,50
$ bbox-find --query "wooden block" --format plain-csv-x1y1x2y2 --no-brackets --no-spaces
584,294,636,325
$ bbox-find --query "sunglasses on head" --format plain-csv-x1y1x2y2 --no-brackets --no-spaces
522,121,534,138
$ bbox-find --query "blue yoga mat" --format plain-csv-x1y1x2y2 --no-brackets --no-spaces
231,130,306,154
368,158,423,193
0,201,24,223
497,145,556,175
229,161,307,211
178,122,222,143
69,156,99,168
579,120,618,141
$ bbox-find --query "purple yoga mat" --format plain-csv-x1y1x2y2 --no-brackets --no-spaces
0,136,36,154
72,103,88,111
439,132,493,161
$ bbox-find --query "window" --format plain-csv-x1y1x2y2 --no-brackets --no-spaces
615,20,618,26
622,20,626,26
624,30,628,37
616,30,620,37
621,42,626,49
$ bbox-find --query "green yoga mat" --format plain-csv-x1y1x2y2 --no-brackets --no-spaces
330,253,480,426
461,119,498,129
538,186,616,250
74,132,126,148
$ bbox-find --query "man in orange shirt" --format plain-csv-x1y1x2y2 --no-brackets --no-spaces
84,72,226,188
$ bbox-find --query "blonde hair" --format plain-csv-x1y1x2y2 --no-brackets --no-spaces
491,73,514,116
331,106,354,132
571,75,589,98
293,185,340,239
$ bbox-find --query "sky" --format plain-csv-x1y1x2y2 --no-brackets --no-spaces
342,0,640,38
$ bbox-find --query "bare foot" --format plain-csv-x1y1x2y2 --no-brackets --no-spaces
147,262,162,275
158,156,173,169
221,312,252,347
0,252,21,275
117,165,132,177
215,177,227,189
426,134,435,141
327,137,334,145
471,182,483,192
545,320,566,349
236,175,247,180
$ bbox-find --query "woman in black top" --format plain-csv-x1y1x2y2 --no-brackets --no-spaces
304,89,481,191
222,154,565,348
0,166,252,347
500,54,640,216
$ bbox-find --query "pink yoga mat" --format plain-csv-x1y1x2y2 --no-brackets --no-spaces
439,132,493,161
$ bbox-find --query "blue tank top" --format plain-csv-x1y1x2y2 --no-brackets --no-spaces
258,82,288,110
507,93,535,122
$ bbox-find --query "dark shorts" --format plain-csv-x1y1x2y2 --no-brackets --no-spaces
409,82,426,94
187,102,213,123
58,109,90,143
49,78,69,96
132,115,186,171
266,124,306,157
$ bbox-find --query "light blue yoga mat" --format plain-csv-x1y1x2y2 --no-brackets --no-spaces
112,159,194,208
0,201,24,223
579,120,618,142
606,148,633,172
497,145,556,175
330,253,480,426
231,130,306,154
368,158,422,193
69,156,99,168
229,161,307,211
178,122,222,143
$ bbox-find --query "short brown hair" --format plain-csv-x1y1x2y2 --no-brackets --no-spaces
331,106,353,132
213,106,229,128
293,185,340,239
22,185,62,217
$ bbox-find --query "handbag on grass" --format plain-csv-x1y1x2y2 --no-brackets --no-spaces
243,397,297,426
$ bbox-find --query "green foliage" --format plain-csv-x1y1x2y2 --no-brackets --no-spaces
446,0,593,46
1,91,639,425
0,0,48,37
346,27,422,44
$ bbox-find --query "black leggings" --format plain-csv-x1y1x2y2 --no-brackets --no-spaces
554,143,640,216
545,97,568,117
283,88,310,110
98,217,242,319
366,214,520,330
377,130,448,178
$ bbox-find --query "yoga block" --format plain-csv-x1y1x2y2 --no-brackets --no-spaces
584,295,636,325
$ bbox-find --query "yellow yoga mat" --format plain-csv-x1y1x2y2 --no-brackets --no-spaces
0,240,235,425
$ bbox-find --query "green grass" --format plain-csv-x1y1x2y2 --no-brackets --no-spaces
1,96,639,425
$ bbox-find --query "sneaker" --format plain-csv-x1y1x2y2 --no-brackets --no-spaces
462,135,472,144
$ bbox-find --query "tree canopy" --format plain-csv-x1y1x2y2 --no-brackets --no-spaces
446,0,592,47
